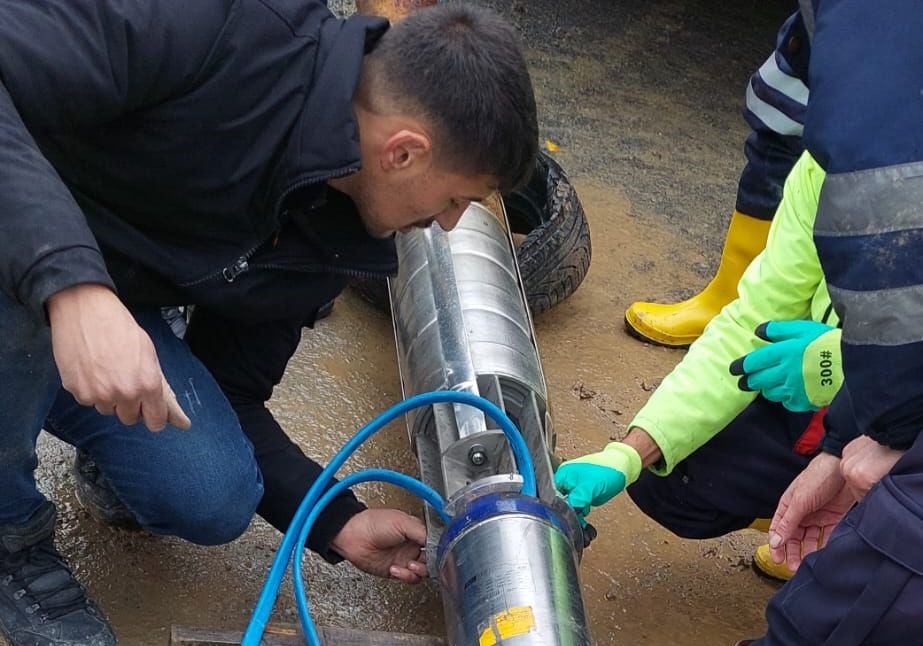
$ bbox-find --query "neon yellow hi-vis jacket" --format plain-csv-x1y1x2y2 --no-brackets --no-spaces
632,152,836,476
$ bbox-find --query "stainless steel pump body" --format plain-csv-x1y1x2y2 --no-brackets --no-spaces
388,201,592,645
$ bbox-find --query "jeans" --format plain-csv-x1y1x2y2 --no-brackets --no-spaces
0,291,263,545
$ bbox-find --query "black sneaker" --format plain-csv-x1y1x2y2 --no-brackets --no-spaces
0,503,116,645
72,452,140,531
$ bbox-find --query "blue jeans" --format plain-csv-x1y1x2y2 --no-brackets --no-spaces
0,292,263,545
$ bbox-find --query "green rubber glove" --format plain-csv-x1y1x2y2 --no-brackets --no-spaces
729,320,843,412
554,442,643,520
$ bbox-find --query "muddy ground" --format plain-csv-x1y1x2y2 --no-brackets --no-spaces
28,0,800,644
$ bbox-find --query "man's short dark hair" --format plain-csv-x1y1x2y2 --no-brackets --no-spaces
360,5,538,192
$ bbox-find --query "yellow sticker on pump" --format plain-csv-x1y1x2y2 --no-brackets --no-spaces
478,606,536,645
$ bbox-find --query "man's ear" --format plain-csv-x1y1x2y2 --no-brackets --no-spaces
380,129,432,172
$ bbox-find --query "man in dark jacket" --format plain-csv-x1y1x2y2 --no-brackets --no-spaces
0,1,538,643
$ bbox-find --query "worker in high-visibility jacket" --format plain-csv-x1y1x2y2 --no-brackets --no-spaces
571,1,923,640
558,151,848,581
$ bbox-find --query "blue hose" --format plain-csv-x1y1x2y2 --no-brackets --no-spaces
292,469,451,645
241,390,536,646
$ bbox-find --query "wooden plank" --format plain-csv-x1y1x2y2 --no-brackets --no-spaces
171,624,445,646
318,627,445,646
171,625,301,646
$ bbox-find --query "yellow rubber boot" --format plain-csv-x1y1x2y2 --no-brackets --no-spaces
747,518,771,533
752,543,794,582
625,210,771,347
746,518,794,582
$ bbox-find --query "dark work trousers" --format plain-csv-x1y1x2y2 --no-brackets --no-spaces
628,396,817,538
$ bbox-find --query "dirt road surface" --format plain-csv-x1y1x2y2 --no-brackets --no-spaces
28,1,798,644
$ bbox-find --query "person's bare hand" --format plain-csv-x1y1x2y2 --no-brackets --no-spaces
768,452,854,573
47,284,190,432
840,435,905,502
331,509,428,584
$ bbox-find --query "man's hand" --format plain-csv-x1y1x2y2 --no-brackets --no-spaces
330,509,428,584
768,452,854,573
47,284,190,432
840,435,905,502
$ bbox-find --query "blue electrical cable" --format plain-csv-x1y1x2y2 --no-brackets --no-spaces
291,468,452,645
241,390,535,646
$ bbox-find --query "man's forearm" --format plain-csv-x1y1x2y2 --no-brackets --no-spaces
233,401,366,562
622,427,663,469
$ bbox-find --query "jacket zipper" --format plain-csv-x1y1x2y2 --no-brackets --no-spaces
179,166,362,288
178,240,266,287
248,262,391,281
272,166,359,220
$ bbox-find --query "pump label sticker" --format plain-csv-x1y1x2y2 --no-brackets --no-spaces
478,606,536,645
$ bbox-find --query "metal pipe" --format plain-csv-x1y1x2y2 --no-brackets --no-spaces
419,225,487,441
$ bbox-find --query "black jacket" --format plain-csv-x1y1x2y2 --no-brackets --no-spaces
0,0,398,558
